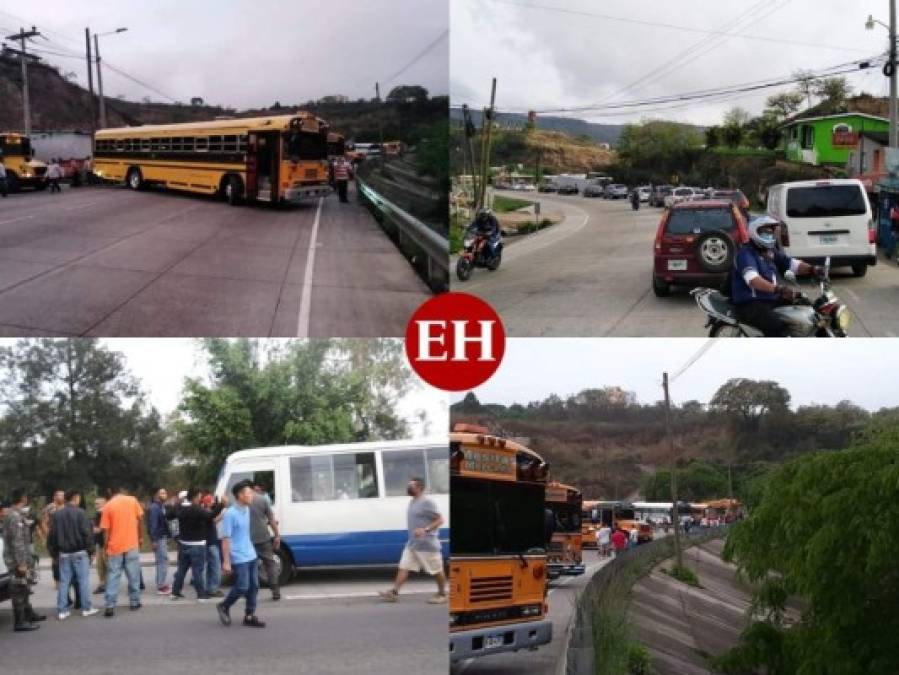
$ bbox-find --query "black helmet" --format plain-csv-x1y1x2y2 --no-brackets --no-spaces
476,208,492,224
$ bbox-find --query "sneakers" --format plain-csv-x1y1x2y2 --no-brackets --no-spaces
209,590,225,598
93,586,105,595
170,593,185,600
104,608,115,618
378,589,399,603
58,611,70,621
129,603,142,611
271,591,281,601
243,615,266,628
82,608,99,618
427,593,448,605
216,602,231,626
156,585,171,595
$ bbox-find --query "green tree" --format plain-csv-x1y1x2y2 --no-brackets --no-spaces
792,69,820,109
0,339,171,497
710,379,791,428
705,126,722,148
386,85,429,103
175,339,413,484
720,416,899,674
616,120,704,177
723,107,752,128
643,462,728,502
765,91,805,120
722,123,744,148
813,76,852,109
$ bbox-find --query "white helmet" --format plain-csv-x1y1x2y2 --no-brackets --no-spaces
748,215,779,249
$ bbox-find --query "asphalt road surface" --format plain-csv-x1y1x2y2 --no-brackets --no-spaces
0,566,445,675
0,183,429,337
451,552,613,675
458,192,899,337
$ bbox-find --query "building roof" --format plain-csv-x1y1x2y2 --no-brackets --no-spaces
860,131,889,144
782,111,888,128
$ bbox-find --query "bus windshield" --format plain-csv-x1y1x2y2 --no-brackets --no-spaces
0,135,31,158
285,131,327,161
549,502,581,533
451,478,546,555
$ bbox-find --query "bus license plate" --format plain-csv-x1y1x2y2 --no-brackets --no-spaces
484,634,504,650
820,234,838,244
667,259,687,271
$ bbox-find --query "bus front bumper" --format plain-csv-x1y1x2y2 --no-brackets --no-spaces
283,183,333,203
549,562,585,577
450,619,552,661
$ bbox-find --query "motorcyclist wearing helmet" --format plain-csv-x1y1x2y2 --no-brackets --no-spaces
729,215,821,337
469,208,501,261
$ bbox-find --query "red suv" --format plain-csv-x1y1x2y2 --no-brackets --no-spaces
652,200,749,297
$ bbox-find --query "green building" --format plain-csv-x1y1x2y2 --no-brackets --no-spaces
782,112,889,166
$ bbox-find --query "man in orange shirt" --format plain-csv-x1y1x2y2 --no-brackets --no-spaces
100,487,144,617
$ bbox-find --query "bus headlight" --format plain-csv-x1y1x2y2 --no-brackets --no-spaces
449,613,459,626
835,305,851,332
520,604,542,617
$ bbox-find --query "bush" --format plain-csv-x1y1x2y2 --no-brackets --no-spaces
664,564,701,588
626,642,655,675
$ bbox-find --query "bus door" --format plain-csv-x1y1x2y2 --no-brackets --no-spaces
222,461,278,519
247,132,280,202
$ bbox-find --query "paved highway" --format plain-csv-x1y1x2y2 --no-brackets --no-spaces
2,565,444,675
458,191,899,336
451,552,613,675
0,183,429,337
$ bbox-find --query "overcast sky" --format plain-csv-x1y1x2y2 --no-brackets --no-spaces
451,339,898,411
0,339,447,439
0,1,448,109
451,0,891,125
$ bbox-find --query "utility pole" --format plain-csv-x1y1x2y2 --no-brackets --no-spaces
462,104,480,209
891,0,897,147
93,33,107,129
662,372,684,570
84,28,96,132
375,82,385,151
478,77,497,210
5,26,41,135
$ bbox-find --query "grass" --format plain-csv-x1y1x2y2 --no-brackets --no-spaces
492,194,534,213
663,563,702,588
514,218,554,235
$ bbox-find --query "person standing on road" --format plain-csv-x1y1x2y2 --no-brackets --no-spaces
379,478,447,605
3,489,46,632
47,158,63,193
99,486,144,617
611,528,628,557
334,157,350,203
47,490,98,620
217,481,266,628
147,487,171,595
249,483,282,601
597,524,611,558
171,487,222,601
0,157,8,198
40,489,66,592
628,527,639,550
92,496,108,595
202,492,224,598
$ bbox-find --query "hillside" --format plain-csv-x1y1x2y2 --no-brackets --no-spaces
0,55,447,144
451,107,626,146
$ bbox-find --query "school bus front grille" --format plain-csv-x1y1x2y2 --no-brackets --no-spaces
470,575,514,603
305,169,319,179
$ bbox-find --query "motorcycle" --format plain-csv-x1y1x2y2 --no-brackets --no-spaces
691,257,851,337
455,227,503,281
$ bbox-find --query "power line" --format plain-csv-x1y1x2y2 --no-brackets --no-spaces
669,340,718,384
382,28,448,87
101,59,177,102
485,0,869,53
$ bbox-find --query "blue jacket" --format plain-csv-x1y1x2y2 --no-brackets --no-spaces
730,244,794,305
147,500,169,541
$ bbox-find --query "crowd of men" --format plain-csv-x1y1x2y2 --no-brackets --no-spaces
1,480,281,632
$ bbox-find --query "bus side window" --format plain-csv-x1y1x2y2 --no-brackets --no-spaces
223,135,238,153
209,136,223,153
333,453,378,500
195,137,208,153
290,455,334,502
425,448,449,494
252,471,275,504
382,449,427,497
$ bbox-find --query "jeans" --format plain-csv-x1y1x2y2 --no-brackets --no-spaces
105,548,141,609
223,560,258,616
206,544,221,594
172,543,208,598
734,300,789,337
58,551,91,613
254,540,280,594
153,537,168,588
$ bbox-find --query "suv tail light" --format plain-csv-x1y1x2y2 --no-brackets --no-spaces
868,218,876,244
654,214,669,252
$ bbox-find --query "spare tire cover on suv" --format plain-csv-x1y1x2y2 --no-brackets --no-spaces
695,229,735,273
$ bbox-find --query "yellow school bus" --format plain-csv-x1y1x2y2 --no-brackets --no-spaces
581,499,600,548
0,133,48,191
93,113,332,206
546,482,585,578
449,425,552,662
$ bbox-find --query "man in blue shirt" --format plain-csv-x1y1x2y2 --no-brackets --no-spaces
730,216,820,337
216,480,265,628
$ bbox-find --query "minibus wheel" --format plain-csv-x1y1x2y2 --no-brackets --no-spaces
126,167,144,191
275,546,293,587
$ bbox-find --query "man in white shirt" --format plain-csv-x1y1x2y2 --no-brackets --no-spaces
47,158,62,194
597,524,611,558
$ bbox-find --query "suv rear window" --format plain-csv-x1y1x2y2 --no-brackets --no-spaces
786,185,867,218
665,207,734,235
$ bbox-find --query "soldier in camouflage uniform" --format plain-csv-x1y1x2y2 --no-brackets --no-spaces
3,489,46,632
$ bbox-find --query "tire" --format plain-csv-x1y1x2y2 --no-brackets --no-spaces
34,180,47,191
456,256,473,282
487,249,502,271
6,172,20,193
652,275,670,297
126,167,143,191
276,546,293,587
223,174,244,206
695,229,735,273
709,322,747,337
851,263,867,278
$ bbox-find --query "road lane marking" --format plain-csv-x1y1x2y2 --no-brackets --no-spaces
296,197,324,337
0,215,35,226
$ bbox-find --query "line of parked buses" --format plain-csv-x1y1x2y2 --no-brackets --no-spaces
449,425,743,663
0,112,402,204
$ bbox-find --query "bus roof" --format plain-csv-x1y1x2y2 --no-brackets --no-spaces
546,481,581,503
94,112,327,138
223,437,444,464
449,431,544,464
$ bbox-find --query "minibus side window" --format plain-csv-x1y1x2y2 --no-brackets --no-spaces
425,448,449,494
290,455,333,501
383,450,427,497
226,470,275,504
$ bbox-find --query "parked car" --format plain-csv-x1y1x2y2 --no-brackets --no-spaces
664,187,696,208
650,185,673,207
583,183,605,198
652,199,749,297
711,189,750,212
604,183,629,199
557,184,579,195
511,183,536,192
766,178,876,277
636,186,651,202
538,182,558,193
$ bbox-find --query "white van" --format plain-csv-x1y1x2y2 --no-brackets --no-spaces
766,179,876,276
214,439,448,586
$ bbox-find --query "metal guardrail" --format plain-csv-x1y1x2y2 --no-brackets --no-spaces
355,175,449,293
